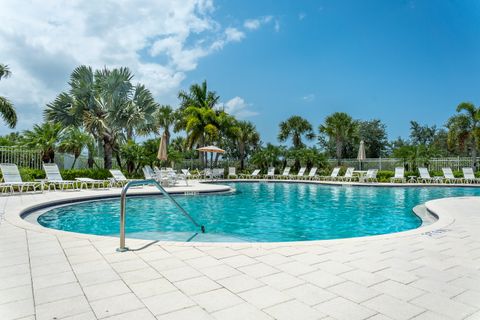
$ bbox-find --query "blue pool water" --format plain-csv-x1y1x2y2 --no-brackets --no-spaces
37,183,480,242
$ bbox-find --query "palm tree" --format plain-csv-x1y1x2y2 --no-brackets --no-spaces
278,116,315,149
21,122,63,163
446,114,471,156
118,84,158,140
236,121,260,170
455,102,480,170
176,81,220,143
319,112,358,163
151,105,176,145
45,65,158,169
0,64,17,128
178,80,220,110
58,127,93,168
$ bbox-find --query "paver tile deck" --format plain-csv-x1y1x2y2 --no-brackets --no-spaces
0,187,479,319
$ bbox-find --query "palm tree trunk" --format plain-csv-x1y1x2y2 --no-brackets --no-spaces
472,138,478,170
103,140,113,169
336,138,343,165
71,156,78,169
87,150,94,168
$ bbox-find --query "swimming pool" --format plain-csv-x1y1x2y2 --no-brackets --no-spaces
36,182,480,242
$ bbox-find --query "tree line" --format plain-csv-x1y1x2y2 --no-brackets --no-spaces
0,63,479,173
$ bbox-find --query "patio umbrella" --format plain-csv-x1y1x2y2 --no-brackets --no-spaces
196,145,225,172
357,140,366,170
157,132,168,161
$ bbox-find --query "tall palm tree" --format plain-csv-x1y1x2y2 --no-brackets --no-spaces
58,127,93,168
45,65,158,169
21,122,63,163
455,102,480,169
236,121,260,170
319,112,358,163
0,64,17,128
278,115,315,149
174,81,220,159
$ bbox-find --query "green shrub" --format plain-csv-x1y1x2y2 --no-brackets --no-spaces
60,168,112,180
376,170,394,182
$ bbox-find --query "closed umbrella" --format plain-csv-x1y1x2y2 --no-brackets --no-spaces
157,132,168,161
357,140,366,170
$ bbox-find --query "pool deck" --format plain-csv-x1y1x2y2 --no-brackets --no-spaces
1,180,480,319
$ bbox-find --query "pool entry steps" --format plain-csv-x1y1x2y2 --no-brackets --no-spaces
117,179,205,252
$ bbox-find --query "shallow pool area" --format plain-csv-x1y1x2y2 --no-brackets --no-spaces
35,182,480,242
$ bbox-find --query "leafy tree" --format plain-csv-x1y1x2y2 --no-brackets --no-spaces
410,121,437,146
58,127,93,168
454,102,480,169
0,132,21,146
278,116,315,149
236,121,260,170
319,112,358,163
21,122,63,163
358,119,388,157
446,114,471,156
0,64,17,128
251,143,284,171
120,140,147,174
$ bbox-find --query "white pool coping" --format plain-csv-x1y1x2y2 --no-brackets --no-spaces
2,178,469,247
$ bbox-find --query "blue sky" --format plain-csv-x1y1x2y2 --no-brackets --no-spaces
1,0,479,145
190,0,480,143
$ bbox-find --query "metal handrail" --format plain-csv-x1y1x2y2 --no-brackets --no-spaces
117,179,205,252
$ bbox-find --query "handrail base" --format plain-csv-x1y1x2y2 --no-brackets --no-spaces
116,247,129,252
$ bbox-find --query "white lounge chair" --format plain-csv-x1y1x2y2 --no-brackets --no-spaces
240,169,260,179
266,167,275,179
441,167,463,184
462,167,479,184
43,163,78,190
339,167,355,182
390,167,406,183
0,163,41,193
294,167,306,179
143,166,155,179
228,167,237,178
213,168,224,179
322,167,340,181
364,169,378,182
277,167,291,179
75,177,108,189
109,169,140,187
306,167,318,180
418,167,441,183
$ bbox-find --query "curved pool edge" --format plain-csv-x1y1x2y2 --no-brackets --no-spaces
6,181,473,248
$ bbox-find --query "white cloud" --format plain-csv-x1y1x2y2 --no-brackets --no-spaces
243,16,273,30
0,0,251,133
225,27,245,42
302,94,315,102
224,96,258,119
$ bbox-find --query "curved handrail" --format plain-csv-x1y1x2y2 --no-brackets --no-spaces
117,179,205,252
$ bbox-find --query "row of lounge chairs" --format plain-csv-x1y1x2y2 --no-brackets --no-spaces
0,163,140,194
229,166,480,184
